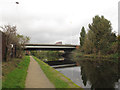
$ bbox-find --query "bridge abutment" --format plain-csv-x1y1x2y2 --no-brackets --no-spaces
63,50,73,61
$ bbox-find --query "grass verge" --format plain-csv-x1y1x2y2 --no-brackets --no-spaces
2,58,22,81
2,56,30,88
33,56,83,89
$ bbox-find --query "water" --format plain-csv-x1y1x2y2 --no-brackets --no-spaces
56,59,119,89
56,66,91,88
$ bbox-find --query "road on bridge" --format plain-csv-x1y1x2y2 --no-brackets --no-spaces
25,56,55,88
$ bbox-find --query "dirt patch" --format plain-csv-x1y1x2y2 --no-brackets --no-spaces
2,58,21,81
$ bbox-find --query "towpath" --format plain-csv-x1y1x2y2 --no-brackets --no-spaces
25,56,55,88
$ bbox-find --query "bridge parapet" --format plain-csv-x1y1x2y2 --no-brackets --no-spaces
25,44,77,47
24,44,79,51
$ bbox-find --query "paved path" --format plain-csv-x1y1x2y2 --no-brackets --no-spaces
25,56,55,88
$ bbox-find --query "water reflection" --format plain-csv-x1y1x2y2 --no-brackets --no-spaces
78,59,119,89
56,59,119,90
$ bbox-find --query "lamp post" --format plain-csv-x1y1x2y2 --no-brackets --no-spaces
16,2,19,4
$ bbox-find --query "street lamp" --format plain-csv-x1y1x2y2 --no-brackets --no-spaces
16,2,19,4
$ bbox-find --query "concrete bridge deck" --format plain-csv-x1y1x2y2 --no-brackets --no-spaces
24,44,79,50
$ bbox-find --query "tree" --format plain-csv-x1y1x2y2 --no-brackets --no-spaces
107,33,117,54
16,34,30,58
110,42,118,54
109,32,117,43
80,27,86,47
1,25,30,61
83,30,95,54
1,25,18,61
88,15,112,54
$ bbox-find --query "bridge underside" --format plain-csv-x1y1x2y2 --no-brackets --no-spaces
24,45,77,51
24,48,75,51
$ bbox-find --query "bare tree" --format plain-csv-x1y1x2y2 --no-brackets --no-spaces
1,25,30,61
1,25,17,61
16,34,30,58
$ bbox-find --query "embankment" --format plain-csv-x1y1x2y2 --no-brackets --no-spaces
33,56,83,89
2,56,30,88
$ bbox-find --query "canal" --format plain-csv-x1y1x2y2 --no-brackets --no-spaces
54,59,119,89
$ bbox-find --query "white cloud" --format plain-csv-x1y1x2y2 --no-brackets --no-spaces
0,0,119,44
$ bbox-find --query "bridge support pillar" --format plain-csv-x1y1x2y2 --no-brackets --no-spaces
63,50,73,61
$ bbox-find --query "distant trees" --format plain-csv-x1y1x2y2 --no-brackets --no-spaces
79,15,118,55
80,27,86,47
1,25,30,61
31,51,63,61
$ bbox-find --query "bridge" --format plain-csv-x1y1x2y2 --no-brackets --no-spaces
24,44,79,51
24,44,79,67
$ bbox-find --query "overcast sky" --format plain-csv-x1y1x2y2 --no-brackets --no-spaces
0,0,119,45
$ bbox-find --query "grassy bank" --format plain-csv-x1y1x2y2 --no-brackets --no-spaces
33,56,82,89
2,58,22,81
2,56,30,88
73,50,118,60
79,54,118,60
83,53,118,59
73,53,118,64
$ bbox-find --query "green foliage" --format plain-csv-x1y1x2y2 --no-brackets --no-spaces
1,25,30,61
80,15,118,55
16,34,30,58
31,51,63,61
2,56,30,88
108,53,119,59
88,15,112,54
71,49,84,61
80,27,86,47
109,42,118,54
109,32,117,43
17,34,30,45
72,15,119,59
33,56,81,88
118,35,120,55
83,30,95,54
